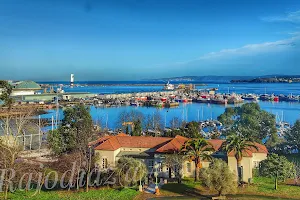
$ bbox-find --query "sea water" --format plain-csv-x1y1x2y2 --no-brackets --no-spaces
40,83,300,129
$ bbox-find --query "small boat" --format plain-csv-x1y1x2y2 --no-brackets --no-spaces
161,97,167,102
130,101,139,106
259,94,271,101
270,94,279,102
273,96,279,102
287,94,299,102
279,94,289,101
242,94,258,101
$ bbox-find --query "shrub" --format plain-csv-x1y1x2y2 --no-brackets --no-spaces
115,157,148,187
200,159,237,196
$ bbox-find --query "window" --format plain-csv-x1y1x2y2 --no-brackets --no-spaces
149,160,154,168
102,158,108,169
253,161,260,168
187,162,191,173
159,162,162,172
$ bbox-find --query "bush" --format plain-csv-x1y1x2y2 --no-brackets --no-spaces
200,159,237,196
115,157,148,187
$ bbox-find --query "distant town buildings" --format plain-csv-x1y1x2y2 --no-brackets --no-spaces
0,80,42,96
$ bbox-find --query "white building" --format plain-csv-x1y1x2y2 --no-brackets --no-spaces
10,81,42,96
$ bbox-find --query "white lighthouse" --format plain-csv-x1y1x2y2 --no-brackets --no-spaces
70,74,74,86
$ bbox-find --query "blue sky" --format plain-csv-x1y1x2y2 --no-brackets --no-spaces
1,0,300,81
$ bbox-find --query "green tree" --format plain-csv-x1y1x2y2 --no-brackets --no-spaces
285,120,300,151
218,103,278,148
259,153,296,190
132,119,143,136
116,157,148,187
0,80,13,108
184,121,202,138
181,138,214,182
47,129,65,154
200,159,237,196
223,134,258,183
48,104,93,154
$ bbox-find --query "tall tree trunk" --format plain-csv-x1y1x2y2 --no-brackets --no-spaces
237,159,242,183
194,159,199,182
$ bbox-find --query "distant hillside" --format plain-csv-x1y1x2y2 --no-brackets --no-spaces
231,75,300,83
147,75,300,83
146,76,255,83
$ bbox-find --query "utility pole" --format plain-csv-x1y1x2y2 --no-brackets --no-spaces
51,115,54,132
38,115,41,151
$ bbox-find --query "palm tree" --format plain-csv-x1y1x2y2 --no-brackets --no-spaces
181,138,215,182
223,134,258,183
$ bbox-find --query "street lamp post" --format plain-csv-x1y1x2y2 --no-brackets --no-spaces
154,163,160,195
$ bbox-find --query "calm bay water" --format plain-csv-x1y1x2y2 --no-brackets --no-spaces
42,83,300,129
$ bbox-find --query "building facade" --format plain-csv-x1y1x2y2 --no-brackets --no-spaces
10,81,42,96
90,134,268,182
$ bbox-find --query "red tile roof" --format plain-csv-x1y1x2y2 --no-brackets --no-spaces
227,142,268,157
207,139,225,151
92,135,268,157
94,135,172,151
156,135,189,153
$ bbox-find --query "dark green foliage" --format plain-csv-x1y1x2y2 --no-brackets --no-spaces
259,153,296,181
48,104,93,154
185,121,201,138
0,80,13,108
166,121,203,138
132,119,142,136
218,103,278,148
285,120,300,151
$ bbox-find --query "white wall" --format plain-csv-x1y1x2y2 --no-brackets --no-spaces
11,90,36,96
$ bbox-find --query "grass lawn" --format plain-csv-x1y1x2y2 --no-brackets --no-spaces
2,187,139,200
2,177,299,200
156,177,300,200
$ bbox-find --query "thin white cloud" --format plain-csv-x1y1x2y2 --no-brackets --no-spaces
262,10,300,23
197,36,299,60
153,35,300,69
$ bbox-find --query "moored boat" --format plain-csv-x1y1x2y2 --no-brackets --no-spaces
242,94,258,101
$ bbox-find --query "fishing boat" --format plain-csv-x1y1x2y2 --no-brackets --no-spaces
195,97,210,103
163,81,174,91
210,95,227,104
227,95,244,104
